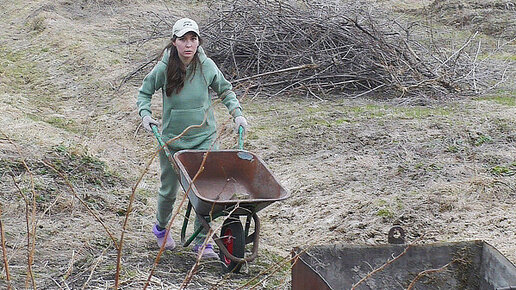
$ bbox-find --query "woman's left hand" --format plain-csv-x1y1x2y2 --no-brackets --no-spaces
234,116,248,136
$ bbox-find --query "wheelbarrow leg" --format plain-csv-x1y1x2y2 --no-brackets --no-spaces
182,202,225,247
180,201,193,246
244,213,258,245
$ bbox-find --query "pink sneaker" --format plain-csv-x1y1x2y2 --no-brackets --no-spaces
192,244,218,260
153,224,176,250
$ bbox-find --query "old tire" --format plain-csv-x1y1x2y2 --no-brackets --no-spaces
219,216,245,273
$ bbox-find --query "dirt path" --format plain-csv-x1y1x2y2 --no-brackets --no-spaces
1,0,515,289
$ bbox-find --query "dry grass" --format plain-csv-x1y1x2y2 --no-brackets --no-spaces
1,0,515,289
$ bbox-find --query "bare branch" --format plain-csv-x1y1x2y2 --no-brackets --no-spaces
0,203,12,290
351,243,413,289
406,259,461,290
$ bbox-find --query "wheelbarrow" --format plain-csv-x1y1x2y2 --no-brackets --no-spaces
151,126,289,272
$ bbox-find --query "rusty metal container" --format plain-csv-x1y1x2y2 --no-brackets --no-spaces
173,149,289,215
292,240,516,290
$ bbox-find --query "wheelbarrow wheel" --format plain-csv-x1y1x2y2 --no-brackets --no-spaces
219,216,245,273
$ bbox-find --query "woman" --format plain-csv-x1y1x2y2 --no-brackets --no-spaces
136,18,248,259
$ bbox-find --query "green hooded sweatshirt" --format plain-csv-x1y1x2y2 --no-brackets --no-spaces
136,46,242,150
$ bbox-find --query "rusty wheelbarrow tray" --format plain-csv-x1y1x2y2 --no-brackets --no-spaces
173,149,289,272
173,149,289,216
292,240,516,290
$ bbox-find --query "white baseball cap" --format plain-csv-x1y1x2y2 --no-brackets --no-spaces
172,18,200,37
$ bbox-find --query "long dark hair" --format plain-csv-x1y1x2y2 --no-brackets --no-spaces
162,35,203,96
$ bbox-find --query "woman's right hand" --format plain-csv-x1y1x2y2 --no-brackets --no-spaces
142,115,160,132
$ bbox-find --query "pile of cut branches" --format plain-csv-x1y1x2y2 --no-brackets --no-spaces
199,0,502,99
126,0,511,99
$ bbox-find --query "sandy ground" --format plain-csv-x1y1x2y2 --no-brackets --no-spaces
0,0,515,289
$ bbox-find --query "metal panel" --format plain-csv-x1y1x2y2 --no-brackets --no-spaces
292,248,332,290
292,241,516,290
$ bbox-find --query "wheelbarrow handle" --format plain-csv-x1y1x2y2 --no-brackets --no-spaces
151,124,173,160
238,125,244,150
151,124,164,146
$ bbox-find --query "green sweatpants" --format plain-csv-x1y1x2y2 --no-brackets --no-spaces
156,136,218,244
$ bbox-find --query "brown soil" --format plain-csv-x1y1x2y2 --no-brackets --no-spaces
0,0,515,289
